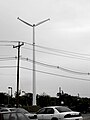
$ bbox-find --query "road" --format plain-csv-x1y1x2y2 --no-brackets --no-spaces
82,113,90,120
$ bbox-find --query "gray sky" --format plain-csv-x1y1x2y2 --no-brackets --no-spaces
0,0,90,98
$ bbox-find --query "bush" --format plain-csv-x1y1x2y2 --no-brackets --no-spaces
23,106,41,113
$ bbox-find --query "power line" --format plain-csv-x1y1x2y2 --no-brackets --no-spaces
20,66,90,82
22,45,90,61
0,66,16,68
0,41,90,75
0,41,90,80
0,65,89,82
21,57,90,75
0,40,22,43
25,42,90,57
1,41,90,58
0,44,13,46
24,42,33,46
0,56,17,61
1,41,90,61
35,44,90,57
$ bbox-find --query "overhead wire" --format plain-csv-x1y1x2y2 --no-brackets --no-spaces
1,41,90,78
25,42,90,57
0,44,13,46
0,56,17,61
0,66,16,68
20,66,90,82
0,61,89,82
1,41,90,58
0,41,24,47
0,40,22,43
0,64,89,82
0,58,90,82
35,44,90,57
1,41,90,61
21,57,90,75
22,44,90,61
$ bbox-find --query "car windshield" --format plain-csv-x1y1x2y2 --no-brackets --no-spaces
16,108,29,114
0,108,16,112
10,108,16,111
55,106,72,112
0,112,29,120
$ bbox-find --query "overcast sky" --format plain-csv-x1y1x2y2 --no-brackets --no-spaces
0,0,90,98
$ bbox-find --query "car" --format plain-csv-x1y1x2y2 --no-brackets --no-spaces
0,107,37,120
15,108,37,120
0,104,5,109
0,107,16,112
0,111,30,120
36,106,83,120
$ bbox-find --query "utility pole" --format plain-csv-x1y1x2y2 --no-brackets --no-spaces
13,41,24,107
17,17,50,106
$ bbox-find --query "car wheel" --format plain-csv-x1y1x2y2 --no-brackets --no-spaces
51,117,58,120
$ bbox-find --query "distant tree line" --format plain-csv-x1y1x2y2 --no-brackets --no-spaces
0,92,90,113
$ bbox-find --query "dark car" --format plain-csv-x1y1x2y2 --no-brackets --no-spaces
0,107,37,120
0,111,30,120
15,108,37,120
0,104,5,109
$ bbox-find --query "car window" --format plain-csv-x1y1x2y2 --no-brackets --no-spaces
37,108,46,114
0,112,29,120
56,106,71,113
3,113,10,120
16,108,29,114
1,109,8,112
10,108,16,112
10,113,17,120
46,108,54,114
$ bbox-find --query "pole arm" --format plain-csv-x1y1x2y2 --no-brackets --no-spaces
35,18,50,26
17,17,33,27
17,17,50,27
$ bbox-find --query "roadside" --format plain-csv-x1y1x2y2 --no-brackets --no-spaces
82,113,90,120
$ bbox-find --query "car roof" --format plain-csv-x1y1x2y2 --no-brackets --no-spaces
1,107,16,109
0,111,30,120
42,106,72,110
43,106,67,108
0,107,16,110
0,111,21,114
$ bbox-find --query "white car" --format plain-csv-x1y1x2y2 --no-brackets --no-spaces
36,106,83,120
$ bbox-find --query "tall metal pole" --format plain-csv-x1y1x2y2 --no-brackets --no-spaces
17,17,50,106
33,25,36,105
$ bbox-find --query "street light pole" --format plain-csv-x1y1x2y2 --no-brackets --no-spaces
8,86,12,98
17,17,50,105
8,86,12,105
33,24,36,105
